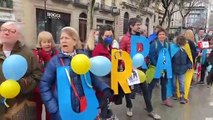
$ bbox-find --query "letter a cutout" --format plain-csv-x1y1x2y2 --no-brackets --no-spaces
154,48,172,79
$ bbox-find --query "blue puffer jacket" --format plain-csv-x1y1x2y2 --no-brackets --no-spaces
40,50,109,120
148,32,157,43
149,40,170,66
172,48,192,75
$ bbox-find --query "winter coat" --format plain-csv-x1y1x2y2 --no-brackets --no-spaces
187,40,198,63
172,47,192,75
148,32,157,43
0,41,42,120
92,43,111,60
119,32,131,53
33,48,58,94
33,48,58,72
40,49,109,120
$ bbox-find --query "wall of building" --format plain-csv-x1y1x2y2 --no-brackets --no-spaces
1,0,158,47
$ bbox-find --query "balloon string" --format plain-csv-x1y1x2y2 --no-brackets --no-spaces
84,74,92,88
4,99,9,108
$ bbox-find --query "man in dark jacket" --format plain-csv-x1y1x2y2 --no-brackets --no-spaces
0,21,42,119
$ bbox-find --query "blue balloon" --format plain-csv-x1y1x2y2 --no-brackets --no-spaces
90,56,112,76
2,55,28,80
132,53,144,68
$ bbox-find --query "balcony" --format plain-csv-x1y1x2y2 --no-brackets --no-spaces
73,0,88,9
121,1,137,9
0,0,13,10
112,6,120,15
99,4,112,13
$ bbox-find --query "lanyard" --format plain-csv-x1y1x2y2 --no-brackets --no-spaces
60,58,81,101
162,48,166,64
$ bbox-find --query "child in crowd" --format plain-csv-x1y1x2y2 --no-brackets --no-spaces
33,31,58,120
172,35,192,104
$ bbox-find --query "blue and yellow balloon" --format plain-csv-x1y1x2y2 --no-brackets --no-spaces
0,80,21,99
71,54,91,75
2,55,28,81
132,53,144,69
90,56,112,76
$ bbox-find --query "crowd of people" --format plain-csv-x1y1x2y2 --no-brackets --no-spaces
0,17,212,120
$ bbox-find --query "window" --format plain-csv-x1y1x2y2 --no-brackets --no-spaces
123,12,129,34
101,0,105,5
146,18,149,35
36,8,71,44
0,0,13,8
96,19,114,29
79,13,87,42
112,0,116,6
154,15,156,23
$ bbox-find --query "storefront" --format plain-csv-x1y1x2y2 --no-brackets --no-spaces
0,12,15,26
36,8,71,44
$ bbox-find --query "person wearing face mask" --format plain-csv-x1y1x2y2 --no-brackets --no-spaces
92,25,119,120
84,29,99,57
119,18,161,119
40,27,112,120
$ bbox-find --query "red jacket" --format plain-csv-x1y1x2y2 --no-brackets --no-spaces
33,48,58,71
92,43,111,60
120,32,131,54
33,48,58,93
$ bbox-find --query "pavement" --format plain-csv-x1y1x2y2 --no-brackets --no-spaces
110,84,213,120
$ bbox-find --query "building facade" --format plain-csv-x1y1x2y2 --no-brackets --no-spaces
185,2,208,29
207,0,213,30
0,0,158,47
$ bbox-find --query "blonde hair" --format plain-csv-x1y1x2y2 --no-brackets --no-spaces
84,29,96,50
36,31,55,48
184,29,195,42
61,27,82,49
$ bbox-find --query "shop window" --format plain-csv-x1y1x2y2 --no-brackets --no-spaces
123,12,129,34
146,18,149,36
0,0,13,8
79,12,87,42
36,8,70,44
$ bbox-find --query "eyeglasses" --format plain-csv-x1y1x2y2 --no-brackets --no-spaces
0,27,16,34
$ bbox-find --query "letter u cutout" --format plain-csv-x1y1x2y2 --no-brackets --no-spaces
57,66,99,120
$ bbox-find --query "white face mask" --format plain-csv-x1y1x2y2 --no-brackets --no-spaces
95,36,99,42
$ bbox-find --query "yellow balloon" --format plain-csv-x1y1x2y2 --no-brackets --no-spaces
71,54,91,75
0,80,21,99
137,69,146,83
146,65,156,84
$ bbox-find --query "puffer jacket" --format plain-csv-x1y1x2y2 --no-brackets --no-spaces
172,47,192,75
0,41,42,119
120,32,131,53
40,49,109,120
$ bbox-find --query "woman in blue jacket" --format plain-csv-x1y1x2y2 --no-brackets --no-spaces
172,35,192,104
40,27,111,120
